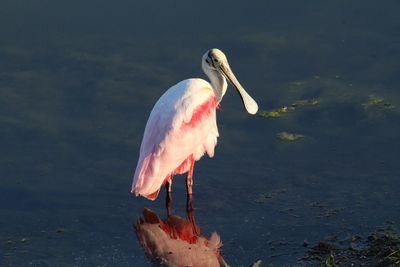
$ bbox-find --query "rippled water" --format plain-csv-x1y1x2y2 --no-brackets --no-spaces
1,1,399,266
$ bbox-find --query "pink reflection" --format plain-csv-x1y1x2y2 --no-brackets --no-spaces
135,199,229,266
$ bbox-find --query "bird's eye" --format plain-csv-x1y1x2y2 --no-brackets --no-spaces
213,58,219,63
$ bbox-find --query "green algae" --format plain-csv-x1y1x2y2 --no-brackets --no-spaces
260,107,287,118
276,132,304,142
363,95,392,109
361,94,397,120
259,99,320,118
363,95,395,112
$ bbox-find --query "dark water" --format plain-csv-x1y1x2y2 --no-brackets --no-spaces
1,1,400,266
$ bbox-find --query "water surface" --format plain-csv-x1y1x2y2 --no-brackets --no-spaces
1,1,400,266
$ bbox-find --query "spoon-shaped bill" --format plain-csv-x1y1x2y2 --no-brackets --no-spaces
219,64,258,115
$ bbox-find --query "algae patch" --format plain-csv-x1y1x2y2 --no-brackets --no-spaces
362,95,396,120
276,132,304,142
259,99,320,118
363,95,394,110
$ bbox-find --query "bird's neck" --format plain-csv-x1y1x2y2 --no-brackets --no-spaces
208,70,227,104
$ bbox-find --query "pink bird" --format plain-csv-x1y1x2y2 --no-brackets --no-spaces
132,48,258,200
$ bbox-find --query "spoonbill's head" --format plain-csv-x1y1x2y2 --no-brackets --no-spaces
202,48,259,115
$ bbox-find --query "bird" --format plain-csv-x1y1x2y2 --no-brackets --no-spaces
131,48,258,200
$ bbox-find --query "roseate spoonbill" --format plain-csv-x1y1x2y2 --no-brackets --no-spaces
132,48,258,200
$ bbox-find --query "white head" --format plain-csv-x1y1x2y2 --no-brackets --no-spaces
202,48,258,115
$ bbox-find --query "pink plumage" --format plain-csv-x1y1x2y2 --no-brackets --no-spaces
131,49,258,200
132,79,219,200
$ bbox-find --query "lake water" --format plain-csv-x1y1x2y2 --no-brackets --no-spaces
1,1,399,266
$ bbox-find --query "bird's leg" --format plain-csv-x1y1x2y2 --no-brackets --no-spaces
165,176,173,217
186,193,199,236
185,159,195,195
166,190,172,217
185,158,197,235
165,178,173,193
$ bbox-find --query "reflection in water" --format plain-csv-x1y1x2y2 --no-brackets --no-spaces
135,194,229,266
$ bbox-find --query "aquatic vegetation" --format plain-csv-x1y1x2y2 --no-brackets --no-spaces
259,99,320,118
302,227,400,266
364,227,400,265
365,95,383,106
259,107,291,118
363,95,394,110
361,94,397,120
292,99,320,107
276,132,304,142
